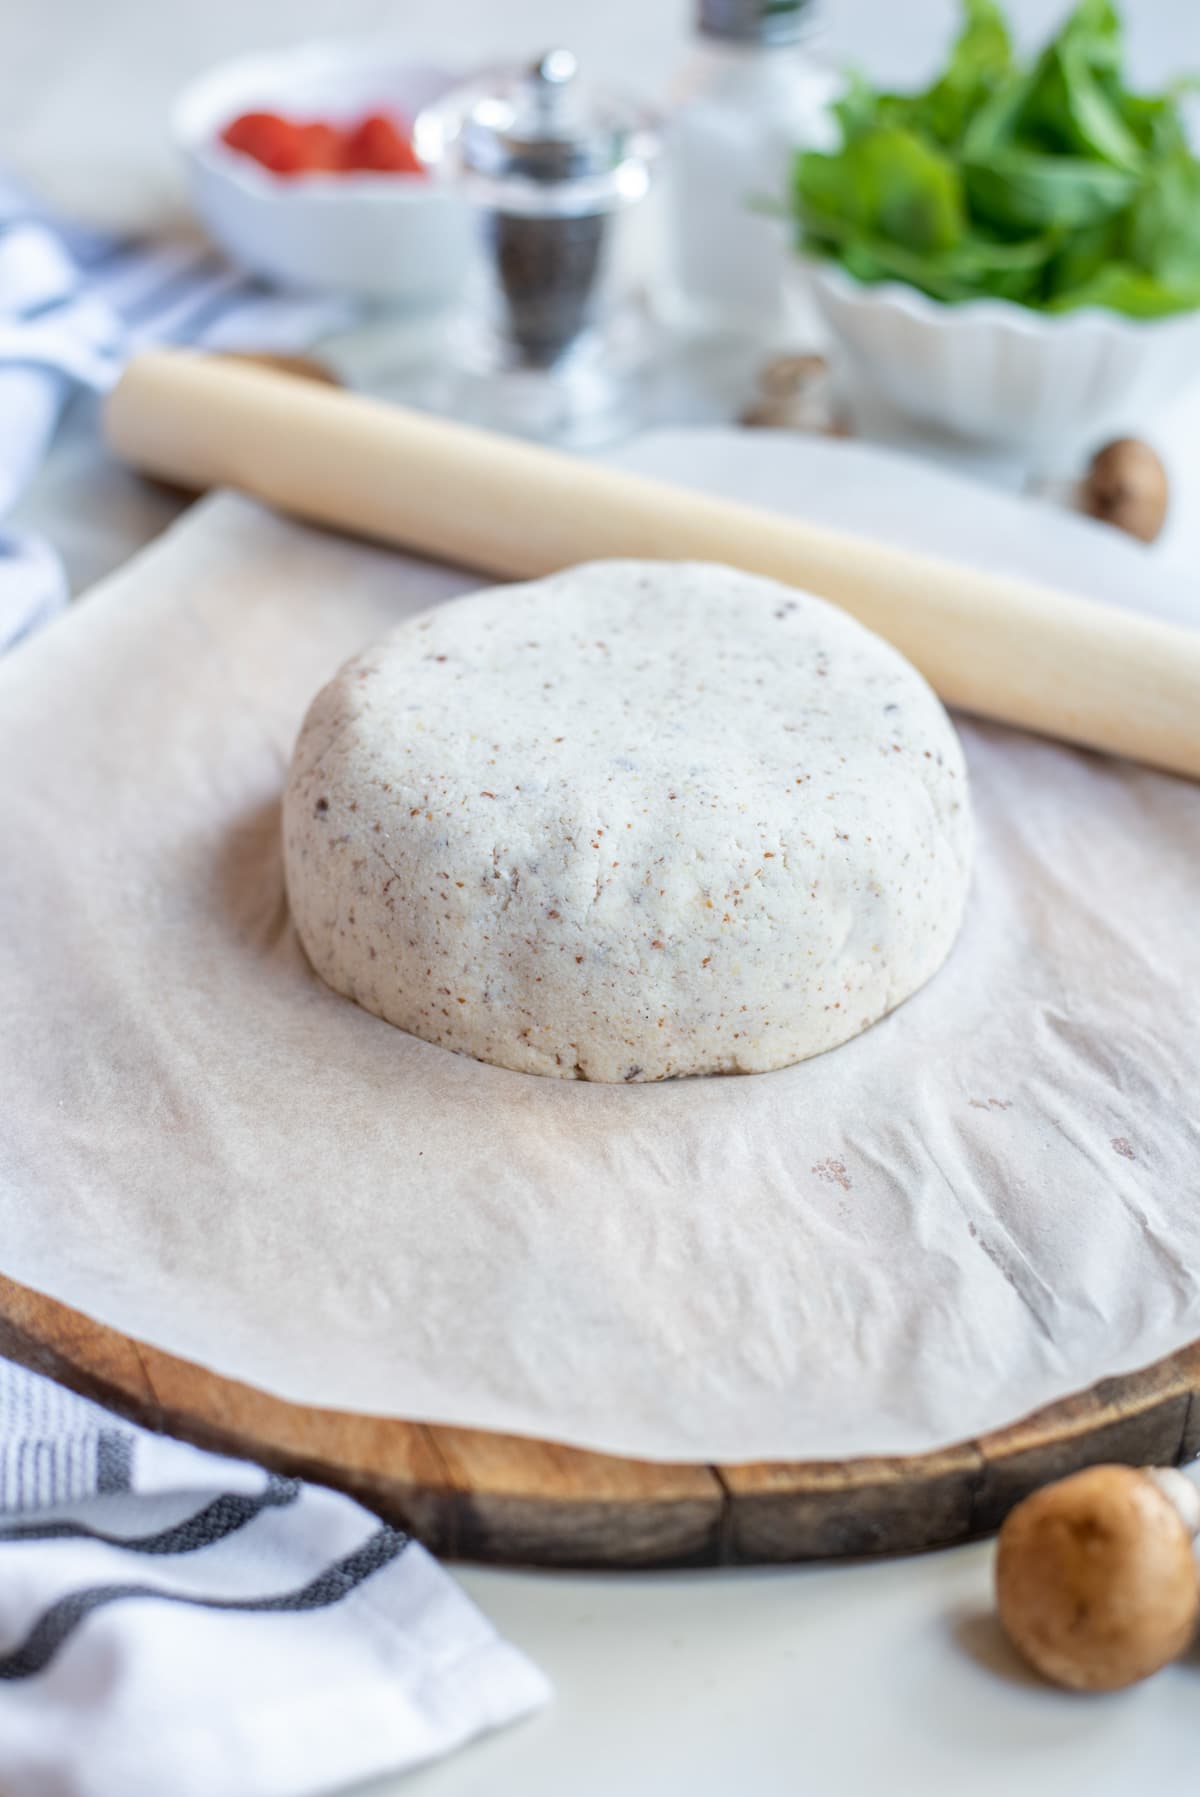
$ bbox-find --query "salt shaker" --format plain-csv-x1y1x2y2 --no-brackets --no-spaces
665,0,837,338
417,51,657,444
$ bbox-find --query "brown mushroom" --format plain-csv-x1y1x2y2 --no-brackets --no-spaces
1083,438,1169,543
741,354,851,437
757,352,832,403
741,398,809,430
996,1464,1200,1692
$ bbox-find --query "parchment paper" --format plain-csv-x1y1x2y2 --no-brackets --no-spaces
3,430,1200,1464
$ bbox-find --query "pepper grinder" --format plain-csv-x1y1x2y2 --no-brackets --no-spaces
416,51,658,445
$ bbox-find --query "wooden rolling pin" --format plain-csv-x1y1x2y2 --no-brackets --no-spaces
105,347,1200,780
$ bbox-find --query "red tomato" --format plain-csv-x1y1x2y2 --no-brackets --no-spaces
342,112,424,175
295,121,346,173
220,111,307,177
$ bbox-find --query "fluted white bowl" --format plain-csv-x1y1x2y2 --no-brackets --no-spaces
805,260,1200,467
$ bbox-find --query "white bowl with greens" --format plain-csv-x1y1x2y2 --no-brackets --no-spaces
793,0,1200,464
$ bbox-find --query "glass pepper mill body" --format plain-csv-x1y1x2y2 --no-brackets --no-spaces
417,50,657,445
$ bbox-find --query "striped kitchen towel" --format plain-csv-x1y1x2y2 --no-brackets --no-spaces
0,172,357,652
0,1359,549,1797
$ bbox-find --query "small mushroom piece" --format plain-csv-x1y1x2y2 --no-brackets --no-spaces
741,355,851,437
1083,438,1169,543
757,352,831,403
996,1464,1200,1692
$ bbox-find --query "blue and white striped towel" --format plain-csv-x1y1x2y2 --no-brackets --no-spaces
0,173,357,652
0,1359,549,1797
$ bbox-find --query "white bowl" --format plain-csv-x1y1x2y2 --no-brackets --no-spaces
172,42,475,304
805,260,1200,468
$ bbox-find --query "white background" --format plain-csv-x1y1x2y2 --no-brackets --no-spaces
5,3,1200,1793
3,0,1196,232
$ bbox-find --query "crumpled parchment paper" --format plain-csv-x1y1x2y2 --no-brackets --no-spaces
2,430,1198,1463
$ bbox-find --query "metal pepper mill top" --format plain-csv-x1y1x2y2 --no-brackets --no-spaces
459,49,629,189
418,51,657,369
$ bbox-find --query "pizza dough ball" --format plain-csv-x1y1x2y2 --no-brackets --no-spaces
283,560,971,1081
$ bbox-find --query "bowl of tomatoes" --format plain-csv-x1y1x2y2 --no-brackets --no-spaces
173,42,474,303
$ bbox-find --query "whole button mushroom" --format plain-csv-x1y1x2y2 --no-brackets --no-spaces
1083,438,1169,543
740,353,850,437
756,353,832,403
996,1464,1200,1691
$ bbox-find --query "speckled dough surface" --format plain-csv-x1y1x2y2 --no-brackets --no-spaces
283,561,972,1081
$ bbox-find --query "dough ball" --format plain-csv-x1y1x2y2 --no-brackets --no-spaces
283,561,972,1081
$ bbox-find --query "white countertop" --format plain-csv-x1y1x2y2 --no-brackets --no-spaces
7,4,1200,1793
376,1537,1200,1797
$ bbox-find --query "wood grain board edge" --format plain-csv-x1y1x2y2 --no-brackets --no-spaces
0,1273,450,1547
429,1426,725,1568
0,1273,161,1424
722,1350,1200,1563
2,1272,1198,1569
717,1441,986,1563
968,1342,1200,1534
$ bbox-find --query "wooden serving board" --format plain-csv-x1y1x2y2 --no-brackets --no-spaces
3,1270,1199,1568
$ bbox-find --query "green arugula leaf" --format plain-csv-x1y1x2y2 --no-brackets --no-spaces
1119,91,1189,156
964,150,1137,233
1021,43,1143,168
796,128,966,255
1047,262,1200,317
1017,0,1142,169
1043,217,1122,298
960,65,1031,161
1125,147,1200,287
919,0,1014,147
1054,0,1124,76
832,69,879,143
